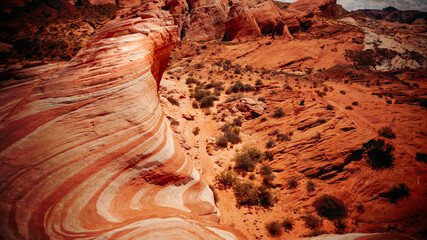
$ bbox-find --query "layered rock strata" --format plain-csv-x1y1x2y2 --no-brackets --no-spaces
0,9,245,240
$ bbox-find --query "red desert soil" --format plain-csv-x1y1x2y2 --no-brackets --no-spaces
160,39,426,239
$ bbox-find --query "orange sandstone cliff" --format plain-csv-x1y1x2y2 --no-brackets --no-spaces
0,9,246,240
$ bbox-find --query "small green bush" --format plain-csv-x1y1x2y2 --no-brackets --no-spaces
313,194,347,220
345,105,353,110
256,79,263,85
352,101,359,106
326,104,334,110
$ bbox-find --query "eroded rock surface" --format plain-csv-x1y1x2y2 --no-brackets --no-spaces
0,9,246,240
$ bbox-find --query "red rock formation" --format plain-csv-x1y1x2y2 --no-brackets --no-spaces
287,0,336,18
0,9,246,239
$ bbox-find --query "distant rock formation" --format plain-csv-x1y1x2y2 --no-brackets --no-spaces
356,7,427,24
0,9,246,240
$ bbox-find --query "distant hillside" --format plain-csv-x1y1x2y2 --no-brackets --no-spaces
355,6,427,24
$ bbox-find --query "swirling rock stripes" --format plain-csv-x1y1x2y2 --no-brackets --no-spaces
0,9,246,240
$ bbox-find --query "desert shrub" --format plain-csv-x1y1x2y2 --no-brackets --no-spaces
273,108,285,118
288,178,298,189
193,89,211,101
378,126,396,139
244,84,254,91
216,135,229,148
245,146,263,161
313,132,321,139
282,216,294,230
258,97,266,102
270,90,278,95
234,181,258,205
313,194,347,220
234,152,256,171
266,140,275,148
260,165,272,176
265,221,282,236
186,77,198,84
249,173,256,180
270,130,279,135
245,65,253,72
416,152,427,163
307,180,316,193
316,90,326,97
167,96,179,106
340,90,346,95
276,132,291,142
216,170,237,188
230,81,245,93
233,146,264,172
206,143,214,155
258,186,275,206
192,127,200,135
232,116,243,127
260,117,267,122
326,104,334,110
317,118,327,124
303,214,323,229
355,203,364,213
264,151,274,161
200,97,214,108
335,220,346,233
345,105,353,110
225,131,241,144
260,165,275,183
363,139,394,169
256,79,263,85
352,101,359,106
379,183,410,203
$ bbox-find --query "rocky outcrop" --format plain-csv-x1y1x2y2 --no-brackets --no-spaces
181,0,292,41
287,0,336,18
0,9,246,239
